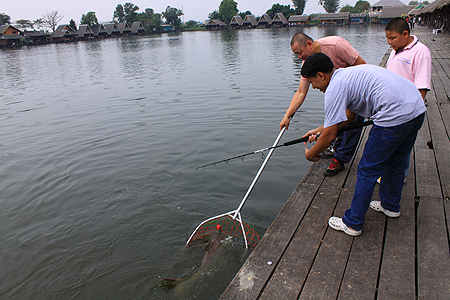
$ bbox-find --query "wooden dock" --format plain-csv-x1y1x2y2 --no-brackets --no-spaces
220,26,450,299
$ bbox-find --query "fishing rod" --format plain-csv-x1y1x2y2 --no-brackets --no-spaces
196,119,373,170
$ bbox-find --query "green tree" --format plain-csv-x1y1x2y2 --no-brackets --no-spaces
340,4,357,13
162,6,183,27
81,12,98,27
15,19,34,30
423,1,429,4
218,0,238,24
292,0,308,15
113,4,125,23
354,0,370,12
209,10,220,20
266,4,295,19
124,2,139,24
69,19,76,30
239,10,252,20
408,1,419,4
137,8,162,32
1,13,11,25
319,0,340,13
114,3,139,25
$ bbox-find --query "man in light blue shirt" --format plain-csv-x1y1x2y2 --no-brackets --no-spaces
301,53,426,236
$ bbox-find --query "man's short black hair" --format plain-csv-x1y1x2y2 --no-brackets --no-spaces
300,53,334,78
385,17,410,35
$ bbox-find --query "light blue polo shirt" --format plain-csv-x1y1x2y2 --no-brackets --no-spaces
323,64,426,128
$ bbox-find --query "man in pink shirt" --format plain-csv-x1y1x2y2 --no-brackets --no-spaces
280,33,366,176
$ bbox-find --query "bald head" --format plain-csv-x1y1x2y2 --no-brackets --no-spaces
291,33,314,47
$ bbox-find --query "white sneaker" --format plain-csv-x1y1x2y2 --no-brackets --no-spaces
369,201,400,218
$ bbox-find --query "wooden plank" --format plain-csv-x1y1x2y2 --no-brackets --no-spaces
377,153,416,299
296,127,371,299
258,127,371,300
426,102,450,200
438,103,450,141
414,111,442,198
430,63,448,105
417,197,450,299
337,198,385,299
444,200,450,247
219,161,326,300
432,60,450,101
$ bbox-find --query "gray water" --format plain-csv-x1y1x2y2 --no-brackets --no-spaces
0,25,389,299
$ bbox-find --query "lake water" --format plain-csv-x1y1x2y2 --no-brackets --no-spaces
0,25,389,299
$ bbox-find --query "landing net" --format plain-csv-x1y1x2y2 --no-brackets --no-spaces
186,212,259,250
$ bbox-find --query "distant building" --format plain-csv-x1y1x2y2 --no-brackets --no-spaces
350,13,368,24
379,5,417,23
117,23,132,35
23,30,51,45
104,23,121,36
229,15,244,29
288,15,311,26
52,25,78,42
203,19,227,30
91,24,108,38
77,25,95,40
131,22,146,34
242,15,258,29
271,13,288,27
317,12,350,25
161,25,175,32
370,0,406,13
258,14,273,28
0,24,23,47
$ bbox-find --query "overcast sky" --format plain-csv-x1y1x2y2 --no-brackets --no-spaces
1,0,389,25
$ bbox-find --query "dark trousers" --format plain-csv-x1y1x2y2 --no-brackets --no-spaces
334,115,365,164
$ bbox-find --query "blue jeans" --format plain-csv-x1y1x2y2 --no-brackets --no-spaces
342,113,425,231
334,115,365,164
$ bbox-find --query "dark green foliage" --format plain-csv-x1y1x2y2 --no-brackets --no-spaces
209,0,238,24
113,2,139,25
292,0,308,15
69,19,76,30
340,1,370,13
80,12,98,28
137,9,162,32
0,13,11,25
14,19,33,30
319,0,340,13
239,11,252,20
162,6,183,28
266,3,295,19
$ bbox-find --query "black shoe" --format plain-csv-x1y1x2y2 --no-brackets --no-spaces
325,158,345,176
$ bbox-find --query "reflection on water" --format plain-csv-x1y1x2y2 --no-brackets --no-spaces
0,25,389,299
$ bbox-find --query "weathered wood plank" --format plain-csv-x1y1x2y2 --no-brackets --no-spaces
426,102,450,200
444,199,450,248
432,60,450,101
438,103,450,140
259,127,370,300
417,197,450,299
377,153,416,299
337,201,385,300
430,63,448,105
219,161,327,300
414,112,442,198
296,126,371,300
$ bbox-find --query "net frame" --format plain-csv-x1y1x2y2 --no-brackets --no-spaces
186,210,259,250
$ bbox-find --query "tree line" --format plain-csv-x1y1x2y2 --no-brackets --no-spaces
0,0,431,33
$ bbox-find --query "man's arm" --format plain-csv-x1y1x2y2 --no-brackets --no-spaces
352,55,366,66
419,89,428,100
304,124,340,162
280,80,310,130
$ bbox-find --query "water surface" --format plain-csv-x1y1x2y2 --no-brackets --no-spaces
0,25,389,299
